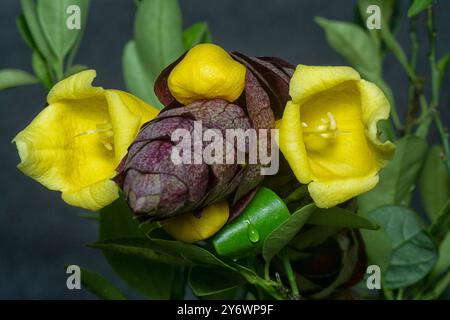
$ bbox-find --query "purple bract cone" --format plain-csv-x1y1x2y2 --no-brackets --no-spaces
114,52,294,222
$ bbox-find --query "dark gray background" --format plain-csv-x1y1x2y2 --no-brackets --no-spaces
1,0,449,299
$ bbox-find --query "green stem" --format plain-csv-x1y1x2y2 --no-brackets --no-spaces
426,7,450,174
406,14,420,134
280,249,300,297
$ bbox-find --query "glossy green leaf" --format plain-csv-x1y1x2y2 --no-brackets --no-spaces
368,205,437,289
122,40,162,108
134,0,184,80
212,188,290,258
37,0,89,59
188,267,244,296
408,0,433,17
262,204,316,262
0,69,38,90
183,22,212,49
420,146,450,222
99,198,175,299
308,207,379,230
315,17,380,79
79,267,126,300
358,135,428,213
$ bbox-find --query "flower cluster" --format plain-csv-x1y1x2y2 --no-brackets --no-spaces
14,44,394,245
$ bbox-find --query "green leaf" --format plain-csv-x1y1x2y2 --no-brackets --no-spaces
408,0,433,17
360,226,392,272
79,267,126,300
122,40,162,108
290,226,341,251
430,229,450,280
315,17,380,79
64,64,88,78
32,52,52,89
90,238,188,265
183,22,212,49
420,146,450,222
188,267,244,296
147,238,233,269
20,0,55,64
134,0,184,82
99,198,176,299
357,0,398,50
16,15,36,51
437,53,450,91
368,205,437,289
358,135,428,213
430,199,450,240
93,237,232,269
37,0,89,59
262,204,316,262
308,207,379,230
0,69,38,90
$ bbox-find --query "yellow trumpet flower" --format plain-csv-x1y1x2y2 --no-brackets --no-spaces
168,43,246,104
279,65,395,208
161,201,229,243
13,70,159,211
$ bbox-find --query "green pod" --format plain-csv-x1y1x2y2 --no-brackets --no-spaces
212,187,290,258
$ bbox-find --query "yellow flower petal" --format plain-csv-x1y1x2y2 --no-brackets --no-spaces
301,81,381,180
162,201,230,243
14,70,159,211
289,65,360,105
62,179,118,211
308,175,379,208
279,65,395,208
168,44,246,104
358,80,395,161
48,69,104,103
278,101,312,183
105,90,159,162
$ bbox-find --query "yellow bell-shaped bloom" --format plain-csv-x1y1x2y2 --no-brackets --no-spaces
162,201,229,243
168,43,246,104
279,65,395,208
13,70,159,211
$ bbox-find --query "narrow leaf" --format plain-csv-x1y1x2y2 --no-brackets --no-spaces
315,17,380,79
308,207,379,230
419,145,450,222
0,69,38,90
408,0,433,17
262,204,316,262
80,267,126,300
37,0,89,59
183,22,212,49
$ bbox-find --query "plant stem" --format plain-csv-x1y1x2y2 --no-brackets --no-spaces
280,249,300,297
405,14,420,134
426,7,450,174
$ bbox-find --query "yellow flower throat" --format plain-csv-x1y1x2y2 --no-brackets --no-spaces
302,112,342,152
75,120,114,151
